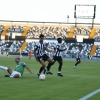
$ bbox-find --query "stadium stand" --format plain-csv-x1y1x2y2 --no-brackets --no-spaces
0,22,100,59
90,45,98,56
22,26,30,36
1,25,98,39
18,42,28,53
8,25,24,33
0,25,5,34
74,27,91,34
22,42,36,53
1,25,10,35
9,41,23,52
89,28,96,38
94,45,100,57
0,42,13,51
20,41,93,59
68,28,74,38
26,26,70,39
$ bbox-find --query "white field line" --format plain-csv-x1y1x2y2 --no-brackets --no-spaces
1,71,100,79
79,89,100,100
23,72,100,79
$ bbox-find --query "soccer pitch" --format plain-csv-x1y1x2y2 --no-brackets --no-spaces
0,57,100,100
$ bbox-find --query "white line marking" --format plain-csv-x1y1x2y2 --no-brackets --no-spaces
79,89,100,100
23,72,100,79
67,74,100,79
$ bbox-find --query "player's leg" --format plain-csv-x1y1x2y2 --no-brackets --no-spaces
0,65,13,77
46,58,54,75
57,57,63,77
44,54,54,75
37,58,46,77
29,55,31,59
0,65,13,74
74,58,81,68
13,74,20,78
45,56,56,74
30,55,32,59
10,71,21,78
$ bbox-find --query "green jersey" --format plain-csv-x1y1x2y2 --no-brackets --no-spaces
6,52,9,55
15,62,26,75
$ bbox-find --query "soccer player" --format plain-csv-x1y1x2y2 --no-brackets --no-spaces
6,51,9,57
28,50,32,59
74,47,82,69
34,34,54,77
0,57,33,78
46,38,67,77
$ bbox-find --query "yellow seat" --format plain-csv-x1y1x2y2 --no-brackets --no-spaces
22,26,30,36
90,45,97,56
18,42,28,53
68,28,74,38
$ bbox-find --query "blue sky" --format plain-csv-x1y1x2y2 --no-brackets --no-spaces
0,0,99,23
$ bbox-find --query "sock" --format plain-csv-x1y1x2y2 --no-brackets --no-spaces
43,67,47,74
58,71,61,73
46,63,52,71
0,66,8,71
58,62,62,72
44,67,47,71
39,66,44,74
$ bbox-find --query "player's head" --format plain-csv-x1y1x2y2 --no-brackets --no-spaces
57,38,62,43
39,34,44,42
15,57,20,63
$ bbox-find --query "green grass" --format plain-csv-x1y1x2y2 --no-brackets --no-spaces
0,57,100,100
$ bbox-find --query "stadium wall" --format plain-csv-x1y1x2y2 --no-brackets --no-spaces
26,39,64,43
94,42,100,45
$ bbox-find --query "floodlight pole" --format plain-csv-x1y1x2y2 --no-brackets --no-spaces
92,18,94,29
75,18,77,27
67,15,69,23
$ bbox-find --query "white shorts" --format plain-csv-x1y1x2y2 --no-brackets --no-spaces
10,71,21,78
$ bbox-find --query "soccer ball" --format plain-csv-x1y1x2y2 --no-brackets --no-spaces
39,74,46,80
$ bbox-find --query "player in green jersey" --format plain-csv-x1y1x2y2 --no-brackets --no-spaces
0,57,33,78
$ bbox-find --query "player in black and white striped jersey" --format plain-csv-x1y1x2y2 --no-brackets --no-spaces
46,38,67,77
34,34,55,77
74,47,82,69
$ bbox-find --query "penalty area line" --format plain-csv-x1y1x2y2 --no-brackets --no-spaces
79,88,100,100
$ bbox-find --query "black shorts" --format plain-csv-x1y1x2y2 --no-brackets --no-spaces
76,58,81,62
53,56,62,62
37,54,49,62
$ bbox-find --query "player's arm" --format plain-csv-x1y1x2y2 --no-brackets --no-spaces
56,45,67,52
34,45,38,61
54,46,56,50
25,66,33,74
45,47,55,53
34,49,37,58
34,49,38,61
23,63,33,74
58,48,67,52
78,53,81,58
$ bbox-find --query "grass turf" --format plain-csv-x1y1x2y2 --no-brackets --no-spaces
0,57,100,100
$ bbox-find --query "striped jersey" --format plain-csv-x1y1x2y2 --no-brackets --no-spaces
76,49,81,58
53,42,63,57
34,41,46,57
